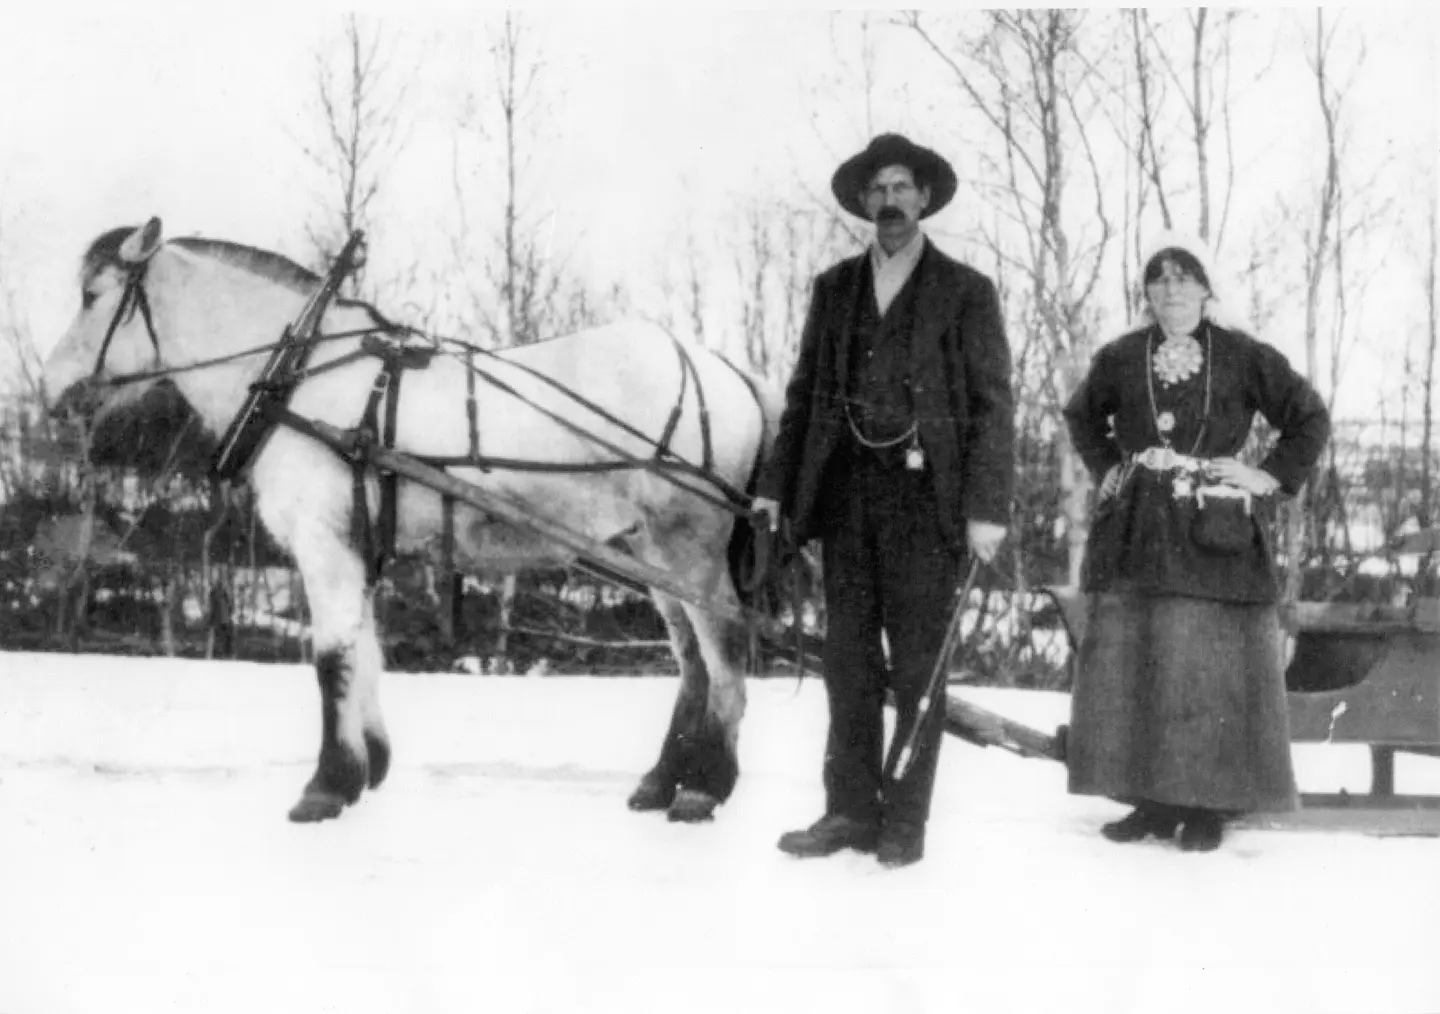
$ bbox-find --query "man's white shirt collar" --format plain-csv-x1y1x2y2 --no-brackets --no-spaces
870,230,925,316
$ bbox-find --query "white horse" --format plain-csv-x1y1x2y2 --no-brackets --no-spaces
43,218,782,824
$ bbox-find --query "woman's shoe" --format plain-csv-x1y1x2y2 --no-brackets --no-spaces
1101,804,1180,843
1179,810,1225,852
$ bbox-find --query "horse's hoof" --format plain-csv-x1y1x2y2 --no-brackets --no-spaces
627,774,677,812
365,730,392,789
666,788,719,823
288,791,347,823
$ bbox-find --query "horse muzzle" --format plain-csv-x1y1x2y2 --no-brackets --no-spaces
49,378,105,422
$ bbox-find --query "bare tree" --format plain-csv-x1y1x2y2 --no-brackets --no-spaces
492,12,543,346
1301,10,1344,389
684,232,709,348
449,11,594,349
649,220,711,346
1129,9,1175,235
302,14,411,297
1104,9,1264,314
0,291,42,405
734,200,774,377
1420,193,1438,567
727,195,849,380
1290,10,1392,575
906,10,1115,586
796,14,888,246
0,211,43,404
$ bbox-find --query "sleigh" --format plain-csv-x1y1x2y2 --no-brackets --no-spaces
1261,595,1440,832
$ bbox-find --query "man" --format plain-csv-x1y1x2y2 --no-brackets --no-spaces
753,133,1014,868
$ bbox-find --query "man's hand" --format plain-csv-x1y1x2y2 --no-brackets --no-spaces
966,520,1006,564
1097,463,1123,502
752,496,781,532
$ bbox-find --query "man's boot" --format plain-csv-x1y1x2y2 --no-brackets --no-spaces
776,814,880,857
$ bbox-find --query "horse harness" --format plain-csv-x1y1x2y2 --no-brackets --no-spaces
91,260,160,380
90,253,769,589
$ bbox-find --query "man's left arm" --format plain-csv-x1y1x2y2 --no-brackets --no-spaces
956,275,1015,560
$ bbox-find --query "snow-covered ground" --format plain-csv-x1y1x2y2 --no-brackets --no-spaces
1,651,1437,1014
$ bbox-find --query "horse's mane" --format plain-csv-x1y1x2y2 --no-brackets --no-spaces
81,226,390,323
173,237,322,295
81,226,320,292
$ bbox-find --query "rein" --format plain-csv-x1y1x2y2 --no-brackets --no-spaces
96,327,393,389
433,334,754,516
91,254,403,391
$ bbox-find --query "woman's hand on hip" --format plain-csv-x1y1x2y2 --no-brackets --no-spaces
1203,457,1281,496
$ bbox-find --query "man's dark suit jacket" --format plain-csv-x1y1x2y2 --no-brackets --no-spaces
757,238,1015,550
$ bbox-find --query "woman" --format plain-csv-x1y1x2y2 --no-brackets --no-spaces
1062,231,1330,852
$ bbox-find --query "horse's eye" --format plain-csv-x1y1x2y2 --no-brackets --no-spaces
81,291,97,311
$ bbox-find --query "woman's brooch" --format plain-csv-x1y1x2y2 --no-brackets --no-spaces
1152,333,1204,386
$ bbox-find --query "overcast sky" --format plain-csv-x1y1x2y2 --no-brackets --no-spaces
1,6,843,338
2,4,1437,418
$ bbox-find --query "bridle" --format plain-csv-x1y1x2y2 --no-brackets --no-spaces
83,259,375,390
92,260,161,380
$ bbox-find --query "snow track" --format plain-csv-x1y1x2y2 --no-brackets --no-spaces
1,652,1436,1014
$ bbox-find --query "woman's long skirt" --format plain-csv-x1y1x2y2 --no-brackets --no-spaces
1067,592,1299,813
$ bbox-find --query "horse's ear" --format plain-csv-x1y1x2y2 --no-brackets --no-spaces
117,217,164,265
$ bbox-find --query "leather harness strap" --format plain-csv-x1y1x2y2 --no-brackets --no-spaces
87,248,773,597
92,263,160,379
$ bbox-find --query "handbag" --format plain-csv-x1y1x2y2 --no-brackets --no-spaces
1190,484,1255,555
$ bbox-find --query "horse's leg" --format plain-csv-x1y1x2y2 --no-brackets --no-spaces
287,536,390,823
627,592,707,814
623,502,751,822
663,601,749,823
356,608,392,790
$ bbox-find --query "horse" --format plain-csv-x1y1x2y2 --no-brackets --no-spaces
43,218,783,825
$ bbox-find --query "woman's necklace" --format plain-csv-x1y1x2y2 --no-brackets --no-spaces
1152,328,1205,386
1146,324,1213,498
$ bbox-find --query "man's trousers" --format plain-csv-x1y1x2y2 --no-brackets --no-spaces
818,447,962,827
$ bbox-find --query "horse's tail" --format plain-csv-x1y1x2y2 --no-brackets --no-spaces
722,364,811,677
722,361,785,608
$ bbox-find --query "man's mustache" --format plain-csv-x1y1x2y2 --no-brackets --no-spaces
875,207,906,224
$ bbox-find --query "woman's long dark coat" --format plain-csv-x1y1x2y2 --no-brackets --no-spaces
1062,322,1330,813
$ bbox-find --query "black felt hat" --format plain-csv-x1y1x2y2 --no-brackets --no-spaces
830,133,958,221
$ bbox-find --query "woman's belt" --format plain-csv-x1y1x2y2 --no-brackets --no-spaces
1124,447,1254,513
1131,446,1205,472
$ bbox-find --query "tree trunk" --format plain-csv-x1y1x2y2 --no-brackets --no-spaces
1422,198,1439,588
160,559,178,658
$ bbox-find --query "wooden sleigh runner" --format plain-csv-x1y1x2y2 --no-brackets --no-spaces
1254,596,1440,833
